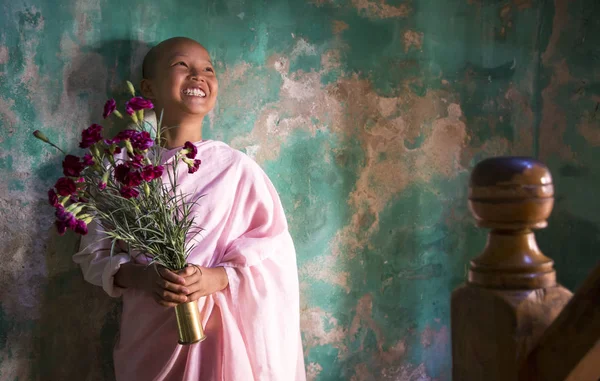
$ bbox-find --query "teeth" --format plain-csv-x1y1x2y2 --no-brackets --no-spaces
183,88,206,97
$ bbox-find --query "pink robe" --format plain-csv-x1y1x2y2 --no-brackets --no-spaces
74,140,306,381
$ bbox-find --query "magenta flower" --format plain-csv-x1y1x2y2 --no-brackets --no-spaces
182,141,198,159
48,189,59,207
55,206,77,230
125,96,154,115
104,137,120,145
55,177,76,196
124,171,143,187
141,165,156,181
62,155,85,177
82,153,95,167
74,219,88,235
103,99,117,119
131,131,153,150
98,182,107,190
119,187,139,199
79,124,103,148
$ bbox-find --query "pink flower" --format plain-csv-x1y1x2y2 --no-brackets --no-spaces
125,97,154,115
153,165,164,178
131,131,153,150
79,124,103,148
103,99,116,119
62,155,85,177
98,182,107,190
119,187,139,199
82,153,95,167
48,189,59,207
141,165,156,181
74,219,88,235
54,177,76,196
182,141,198,159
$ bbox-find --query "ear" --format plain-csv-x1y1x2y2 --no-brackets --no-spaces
140,79,156,99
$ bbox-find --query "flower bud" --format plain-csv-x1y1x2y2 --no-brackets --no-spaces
143,182,150,197
131,112,139,124
113,110,124,119
33,130,50,143
124,140,134,155
126,81,136,96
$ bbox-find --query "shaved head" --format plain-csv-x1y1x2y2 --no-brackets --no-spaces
142,37,208,79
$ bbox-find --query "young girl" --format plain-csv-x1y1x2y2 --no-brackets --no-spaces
74,37,307,381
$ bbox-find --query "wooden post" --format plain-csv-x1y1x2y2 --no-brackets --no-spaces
451,157,573,381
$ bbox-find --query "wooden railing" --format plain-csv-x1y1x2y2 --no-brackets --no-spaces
451,157,600,381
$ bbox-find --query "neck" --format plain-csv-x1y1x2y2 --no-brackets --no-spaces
158,115,205,149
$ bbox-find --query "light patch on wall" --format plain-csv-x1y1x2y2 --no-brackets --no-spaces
0,45,8,65
306,362,323,381
0,97,18,134
403,30,424,53
350,0,411,20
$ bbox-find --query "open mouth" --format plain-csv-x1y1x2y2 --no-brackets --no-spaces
182,87,207,97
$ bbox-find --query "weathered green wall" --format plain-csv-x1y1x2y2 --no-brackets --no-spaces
1,0,599,379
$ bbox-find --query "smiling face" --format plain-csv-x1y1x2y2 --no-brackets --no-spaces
141,38,218,122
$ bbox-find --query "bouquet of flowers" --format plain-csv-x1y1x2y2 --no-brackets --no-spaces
34,82,206,344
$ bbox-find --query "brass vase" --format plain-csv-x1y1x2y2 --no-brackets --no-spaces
174,300,206,345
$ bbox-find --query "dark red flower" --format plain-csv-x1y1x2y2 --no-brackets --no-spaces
188,159,202,174
55,206,76,230
183,141,198,159
54,177,76,196
123,171,143,187
153,165,164,178
114,164,130,184
103,99,116,119
125,97,154,115
79,124,103,148
62,155,85,177
116,129,137,141
55,220,68,235
128,154,145,169
119,187,139,199
48,189,59,207
74,219,88,235
98,182,107,190
141,165,155,181
82,153,95,167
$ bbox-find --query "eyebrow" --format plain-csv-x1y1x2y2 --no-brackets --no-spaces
167,53,213,65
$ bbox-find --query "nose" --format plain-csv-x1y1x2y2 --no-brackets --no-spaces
189,70,206,82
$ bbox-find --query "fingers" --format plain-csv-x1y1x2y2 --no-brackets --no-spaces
157,266,186,285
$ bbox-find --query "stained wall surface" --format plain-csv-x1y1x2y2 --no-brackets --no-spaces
0,0,599,380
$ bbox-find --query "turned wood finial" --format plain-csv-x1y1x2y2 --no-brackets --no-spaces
468,157,556,289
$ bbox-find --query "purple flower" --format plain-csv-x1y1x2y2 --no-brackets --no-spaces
104,137,120,145
74,219,88,235
124,171,143,187
114,164,130,184
131,131,153,150
188,159,202,174
55,177,76,196
125,97,154,115
119,187,139,199
116,129,137,141
62,155,85,177
48,189,59,207
82,153,95,167
183,141,198,159
79,124,103,148
98,182,107,190
103,99,116,119
141,165,155,182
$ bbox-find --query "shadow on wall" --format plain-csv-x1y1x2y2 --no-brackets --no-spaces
33,39,150,381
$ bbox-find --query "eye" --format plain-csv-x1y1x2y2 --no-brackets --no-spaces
173,61,187,67
205,67,214,72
